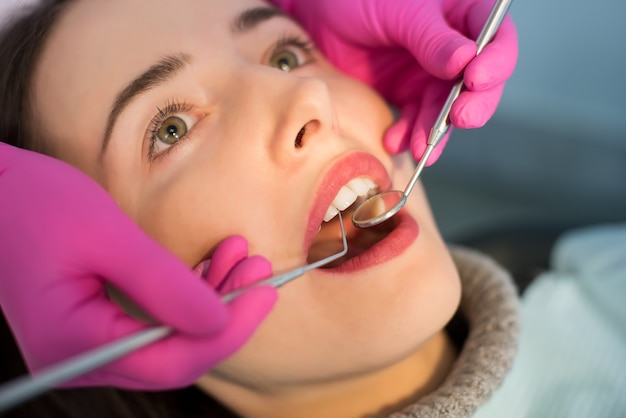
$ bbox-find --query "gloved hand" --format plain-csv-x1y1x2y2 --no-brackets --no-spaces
0,143,277,389
271,0,517,164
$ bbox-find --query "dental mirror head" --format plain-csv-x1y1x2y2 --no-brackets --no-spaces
352,142,434,229
351,190,406,228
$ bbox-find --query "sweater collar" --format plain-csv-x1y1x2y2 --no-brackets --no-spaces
391,246,520,418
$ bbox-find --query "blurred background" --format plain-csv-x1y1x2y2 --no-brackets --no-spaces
423,0,626,247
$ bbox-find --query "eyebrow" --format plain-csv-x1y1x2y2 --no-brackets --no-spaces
100,53,191,157
100,7,289,158
231,6,290,34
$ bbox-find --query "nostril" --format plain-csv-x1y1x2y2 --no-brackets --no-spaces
294,126,306,148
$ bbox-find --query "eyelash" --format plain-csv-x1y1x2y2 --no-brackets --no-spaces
146,100,193,161
276,34,314,51
273,34,316,65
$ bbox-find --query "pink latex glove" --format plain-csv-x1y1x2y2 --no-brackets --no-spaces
271,0,517,164
0,143,277,389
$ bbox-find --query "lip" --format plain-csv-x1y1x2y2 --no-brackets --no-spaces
304,152,392,253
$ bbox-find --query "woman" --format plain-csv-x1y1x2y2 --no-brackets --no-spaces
0,0,517,395
0,0,519,416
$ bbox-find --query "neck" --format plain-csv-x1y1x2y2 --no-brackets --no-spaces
196,331,457,418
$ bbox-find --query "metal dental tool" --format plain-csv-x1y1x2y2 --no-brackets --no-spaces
352,0,513,229
0,212,348,414
221,211,348,302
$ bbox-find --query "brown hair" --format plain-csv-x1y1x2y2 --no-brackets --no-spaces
0,0,71,152
0,2,234,417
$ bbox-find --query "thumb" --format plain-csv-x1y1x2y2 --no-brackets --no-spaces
386,1,477,79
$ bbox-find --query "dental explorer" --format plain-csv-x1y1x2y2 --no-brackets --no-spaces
352,0,513,229
0,212,348,414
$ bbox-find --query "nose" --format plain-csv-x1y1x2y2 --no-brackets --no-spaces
234,66,337,167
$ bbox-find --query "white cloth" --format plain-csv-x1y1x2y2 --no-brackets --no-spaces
475,223,626,417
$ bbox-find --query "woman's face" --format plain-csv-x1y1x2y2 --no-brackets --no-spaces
32,0,460,391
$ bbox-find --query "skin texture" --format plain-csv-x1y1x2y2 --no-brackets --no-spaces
31,0,462,415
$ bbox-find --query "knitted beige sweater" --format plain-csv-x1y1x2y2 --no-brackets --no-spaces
389,246,520,418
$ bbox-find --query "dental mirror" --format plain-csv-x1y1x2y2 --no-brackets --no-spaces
352,0,513,229
352,143,435,228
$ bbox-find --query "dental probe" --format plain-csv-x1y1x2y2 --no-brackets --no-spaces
0,213,348,414
352,0,513,229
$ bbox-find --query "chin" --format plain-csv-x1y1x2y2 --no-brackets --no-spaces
208,221,461,390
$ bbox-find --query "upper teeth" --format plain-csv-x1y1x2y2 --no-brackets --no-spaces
323,177,377,222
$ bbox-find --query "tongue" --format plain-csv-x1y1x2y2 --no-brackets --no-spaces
307,236,367,266
307,217,394,267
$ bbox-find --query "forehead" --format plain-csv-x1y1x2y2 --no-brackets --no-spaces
46,0,266,68
31,0,269,165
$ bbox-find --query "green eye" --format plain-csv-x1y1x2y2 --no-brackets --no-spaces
157,116,188,145
270,50,299,72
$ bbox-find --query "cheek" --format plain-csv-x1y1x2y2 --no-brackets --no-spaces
132,164,241,265
127,148,291,266
330,77,394,143
136,194,217,265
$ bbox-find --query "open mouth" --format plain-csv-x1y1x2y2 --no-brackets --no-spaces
303,152,419,273
197,153,417,294
307,177,400,270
